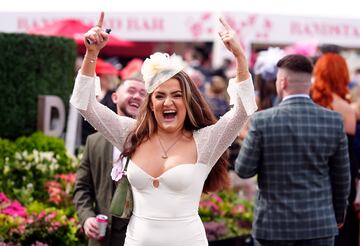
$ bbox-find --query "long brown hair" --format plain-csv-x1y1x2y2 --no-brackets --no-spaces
254,74,277,110
121,71,229,193
311,53,350,108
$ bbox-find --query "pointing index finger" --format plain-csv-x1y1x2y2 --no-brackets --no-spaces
97,12,105,28
219,17,232,31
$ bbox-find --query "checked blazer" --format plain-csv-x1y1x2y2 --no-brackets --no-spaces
235,96,351,241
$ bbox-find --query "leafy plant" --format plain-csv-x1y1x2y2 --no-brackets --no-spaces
15,132,78,173
45,173,76,212
0,139,16,169
1,149,61,204
0,133,86,245
0,133,80,205
199,190,253,241
0,194,83,245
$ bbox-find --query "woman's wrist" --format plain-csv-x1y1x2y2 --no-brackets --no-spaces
84,51,99,63
80,51,99,77
235,57,249,81
84,55,97,64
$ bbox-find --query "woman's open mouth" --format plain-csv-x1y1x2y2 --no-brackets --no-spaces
163,110,177,121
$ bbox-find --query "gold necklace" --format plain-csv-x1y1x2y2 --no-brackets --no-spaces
157,133,183,159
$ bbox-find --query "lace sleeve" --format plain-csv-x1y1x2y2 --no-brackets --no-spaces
195,76,257,168
70,72,136,151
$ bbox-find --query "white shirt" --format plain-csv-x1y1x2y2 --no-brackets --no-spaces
282,94,310,102
111,146,124,181
113,146,123,169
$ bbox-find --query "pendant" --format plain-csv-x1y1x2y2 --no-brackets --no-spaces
161,154,168,159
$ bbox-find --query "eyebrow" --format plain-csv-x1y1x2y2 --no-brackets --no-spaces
154,90,182,95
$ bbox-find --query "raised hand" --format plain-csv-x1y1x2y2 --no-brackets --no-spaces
218,17,249,82
84,12,109,54
218,17,244,58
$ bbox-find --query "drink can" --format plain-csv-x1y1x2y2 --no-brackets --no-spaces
96,214,108,240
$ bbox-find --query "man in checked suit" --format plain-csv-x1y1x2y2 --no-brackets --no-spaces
73,78,146,246
235,54,351,246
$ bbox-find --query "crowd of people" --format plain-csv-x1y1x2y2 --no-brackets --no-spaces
71,12,360,246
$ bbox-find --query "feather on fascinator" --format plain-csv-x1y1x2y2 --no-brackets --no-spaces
254,47,285,81
141,52,186,93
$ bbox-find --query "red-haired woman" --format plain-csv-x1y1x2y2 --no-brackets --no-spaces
311,52,358,246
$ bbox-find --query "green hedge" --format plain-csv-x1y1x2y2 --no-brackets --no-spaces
0,33,76,139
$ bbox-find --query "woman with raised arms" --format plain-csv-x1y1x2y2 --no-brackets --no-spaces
70,12,257,246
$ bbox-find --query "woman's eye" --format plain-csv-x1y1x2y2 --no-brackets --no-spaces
174,94,182,98
155,95,164,99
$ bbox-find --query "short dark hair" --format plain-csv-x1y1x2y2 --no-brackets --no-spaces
277,55,313,74
210,68,227,80
115,75,144,90
319,44,342,54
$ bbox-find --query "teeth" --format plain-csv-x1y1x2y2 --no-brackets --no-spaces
164,110,176,113
130,103,139,107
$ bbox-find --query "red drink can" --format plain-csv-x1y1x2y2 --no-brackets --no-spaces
96,214,108,240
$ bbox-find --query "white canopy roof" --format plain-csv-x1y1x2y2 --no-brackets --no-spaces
2,0,360,20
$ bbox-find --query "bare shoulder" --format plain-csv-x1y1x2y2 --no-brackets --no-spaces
350,102,360,120
332,95,357,134
332,95,356,118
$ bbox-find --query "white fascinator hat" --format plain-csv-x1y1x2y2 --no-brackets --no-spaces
254,47,285,81
141,52,187,93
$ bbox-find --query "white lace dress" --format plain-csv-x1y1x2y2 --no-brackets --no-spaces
70,72,257,246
